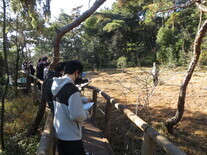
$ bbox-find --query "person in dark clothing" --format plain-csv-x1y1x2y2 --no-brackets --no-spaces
44,61,66,114
36,57,48,89
28,61,35,83
36,57,48,80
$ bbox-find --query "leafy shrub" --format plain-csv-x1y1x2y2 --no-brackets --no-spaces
117,56,127,72
3,131,40,155
2,93,40,155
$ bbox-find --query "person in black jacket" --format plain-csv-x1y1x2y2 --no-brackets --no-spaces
36,57,48,89
44,61,66,114
28,61,35,83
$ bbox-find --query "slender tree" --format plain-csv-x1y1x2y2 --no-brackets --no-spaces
165,1,207,133
0,0,9,151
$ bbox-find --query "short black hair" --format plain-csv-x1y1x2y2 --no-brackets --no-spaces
55,61,66,72
42,57,48,61
64,60,83,75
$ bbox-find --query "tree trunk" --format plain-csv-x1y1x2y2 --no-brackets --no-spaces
0,54,3,78
165,19,207,134
14,48,20,97
27,83,46,136
50,0,106,70
1,0,9,151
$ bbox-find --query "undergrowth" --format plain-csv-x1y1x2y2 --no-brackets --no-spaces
1,92,40,155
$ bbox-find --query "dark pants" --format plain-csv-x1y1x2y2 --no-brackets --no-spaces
57,139,85,155
37,82,41,90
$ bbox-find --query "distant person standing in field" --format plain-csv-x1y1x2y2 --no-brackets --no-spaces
152,62,159,86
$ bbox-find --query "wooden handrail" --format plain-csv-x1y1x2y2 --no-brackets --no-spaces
36,109,55,155
85,85,186,155
19,70,43,84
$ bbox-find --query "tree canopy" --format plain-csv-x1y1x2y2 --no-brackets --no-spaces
1,0,206,69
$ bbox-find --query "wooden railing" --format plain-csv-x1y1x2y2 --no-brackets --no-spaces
19,71,55,155
20,72,186,155
85,85,186,155
36,109,55,155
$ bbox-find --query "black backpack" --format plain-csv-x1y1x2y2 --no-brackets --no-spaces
44,70,62,113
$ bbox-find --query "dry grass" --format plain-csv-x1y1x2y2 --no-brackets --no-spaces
84,67,207,155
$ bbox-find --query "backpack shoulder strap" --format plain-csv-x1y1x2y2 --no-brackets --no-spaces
53,83,79,105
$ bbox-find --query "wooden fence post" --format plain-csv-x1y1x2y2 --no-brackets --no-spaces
92,89,97,121
26,74,31,93
34,79,38,95
141,132,154,155
104,100,112,139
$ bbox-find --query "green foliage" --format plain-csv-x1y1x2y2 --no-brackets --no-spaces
10,0,21,13
198,37,207,66
3,132,39,155
84,16,99,35
156,5,198,66
156,27,174,46
103,19,128,32
3,0,205,75
117,56,127,70
157,45,177,66
5,93,38,134
1,93,40,155
178,49,192,66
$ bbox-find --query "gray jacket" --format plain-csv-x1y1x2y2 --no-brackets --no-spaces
51,75,87,141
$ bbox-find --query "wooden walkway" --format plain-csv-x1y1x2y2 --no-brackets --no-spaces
52,117,113,155
53,116,114,155
82,118,114,155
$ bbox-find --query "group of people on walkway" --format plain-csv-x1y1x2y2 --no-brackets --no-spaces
21,61,35,76
21,58,90,154
41,59,91,155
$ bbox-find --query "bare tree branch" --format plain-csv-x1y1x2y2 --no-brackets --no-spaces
157,1,194,13
196,2,207,12
50,0,107,70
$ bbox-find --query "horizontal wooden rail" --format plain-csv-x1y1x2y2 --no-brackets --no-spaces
36,109,55,155
19,70,43,84
86,85,186,155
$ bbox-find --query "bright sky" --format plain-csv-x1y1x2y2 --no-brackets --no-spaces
50,0,116,20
